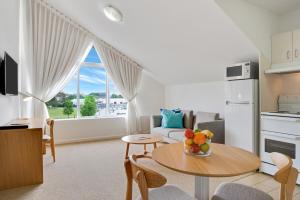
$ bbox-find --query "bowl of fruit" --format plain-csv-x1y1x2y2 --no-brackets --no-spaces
184,129,214,157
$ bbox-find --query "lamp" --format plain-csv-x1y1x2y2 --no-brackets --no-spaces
103,5,123,23
19,91,45,103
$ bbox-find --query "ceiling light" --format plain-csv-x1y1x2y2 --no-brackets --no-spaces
103,5,123,23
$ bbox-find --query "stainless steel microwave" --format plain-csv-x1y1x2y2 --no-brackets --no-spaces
226,61,259,81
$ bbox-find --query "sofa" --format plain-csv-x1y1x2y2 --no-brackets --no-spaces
151,110,225,144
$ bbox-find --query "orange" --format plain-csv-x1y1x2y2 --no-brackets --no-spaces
193,133,206,145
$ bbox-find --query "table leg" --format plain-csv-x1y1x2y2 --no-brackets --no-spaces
153,142,157,149
125,143,130,159
144,144,147,155
195,176,209,200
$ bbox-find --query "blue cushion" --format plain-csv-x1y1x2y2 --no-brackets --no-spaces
161,109,183,128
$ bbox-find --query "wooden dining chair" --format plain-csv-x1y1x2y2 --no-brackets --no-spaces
43,118,56,162
212,152,298,200
124,154,195,200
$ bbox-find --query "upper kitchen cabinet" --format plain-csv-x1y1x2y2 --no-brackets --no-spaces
267,29,300,74
293,29,300,63
271,31,293,65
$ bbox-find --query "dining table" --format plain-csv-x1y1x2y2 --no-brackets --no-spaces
152,142,260,200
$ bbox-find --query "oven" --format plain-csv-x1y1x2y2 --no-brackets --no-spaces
260,114,300,175
261,130,300,170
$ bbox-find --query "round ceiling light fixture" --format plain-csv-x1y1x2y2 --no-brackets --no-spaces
103,5,123,23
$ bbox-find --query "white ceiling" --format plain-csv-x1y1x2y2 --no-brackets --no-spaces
246,0,300,15
46,0,258,85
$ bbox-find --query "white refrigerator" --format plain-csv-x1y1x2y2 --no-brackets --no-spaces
225,79,258,154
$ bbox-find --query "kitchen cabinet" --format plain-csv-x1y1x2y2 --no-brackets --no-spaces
293,29,300,63
268,29,300,74
271,31,293,65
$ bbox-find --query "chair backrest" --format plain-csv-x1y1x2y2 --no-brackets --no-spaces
124,155,167,200
270,152,298,200
46,118,54,139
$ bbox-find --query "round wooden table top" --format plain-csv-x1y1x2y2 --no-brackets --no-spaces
152,143,260,177
121,134,163,144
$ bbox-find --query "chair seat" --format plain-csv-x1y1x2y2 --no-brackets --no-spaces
212,183,273,200
43,134,51,141
136,185,196,200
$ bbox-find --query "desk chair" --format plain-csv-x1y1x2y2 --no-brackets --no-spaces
43,118,56,162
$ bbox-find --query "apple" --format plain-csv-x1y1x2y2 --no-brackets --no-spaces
185,129,194,139
185,138,193,146
191,144,201,153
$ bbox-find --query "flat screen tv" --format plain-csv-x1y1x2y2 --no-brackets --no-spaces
0,52,18,95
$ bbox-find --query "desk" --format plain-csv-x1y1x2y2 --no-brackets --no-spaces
152,143,260,200
0,118,43,190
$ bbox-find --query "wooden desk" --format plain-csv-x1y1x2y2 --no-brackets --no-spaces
0,118,43,190
152,143,260,200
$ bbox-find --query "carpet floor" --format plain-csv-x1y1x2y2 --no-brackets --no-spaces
0,139,300,200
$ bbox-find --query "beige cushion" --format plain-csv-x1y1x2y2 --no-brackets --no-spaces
151,127,185,138
212,183,273,200
194,111,219,130
137,185,196,200
182,110,193,129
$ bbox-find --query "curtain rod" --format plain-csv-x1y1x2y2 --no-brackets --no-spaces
37,0,142,69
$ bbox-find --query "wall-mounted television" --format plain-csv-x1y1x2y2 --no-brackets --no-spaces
0,52,18,95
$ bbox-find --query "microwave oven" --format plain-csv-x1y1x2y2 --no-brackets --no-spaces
226,61,259,81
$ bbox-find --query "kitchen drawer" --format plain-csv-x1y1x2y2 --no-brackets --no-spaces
261,115,300,135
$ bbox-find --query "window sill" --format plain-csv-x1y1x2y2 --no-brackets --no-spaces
54,115,126,121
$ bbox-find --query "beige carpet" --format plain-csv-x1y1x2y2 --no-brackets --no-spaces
0,139,299,200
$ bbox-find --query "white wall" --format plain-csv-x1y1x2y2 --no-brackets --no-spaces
137,72,165,116
54,73,165,143
165,81,225,117
54,117,126,144
278,8,300,32
0,0,20,125
215,0,278,61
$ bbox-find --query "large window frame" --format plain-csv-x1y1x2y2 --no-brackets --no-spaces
47,46,127,119
76,61,110,118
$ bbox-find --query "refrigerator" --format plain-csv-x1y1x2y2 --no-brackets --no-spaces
225,79,258,154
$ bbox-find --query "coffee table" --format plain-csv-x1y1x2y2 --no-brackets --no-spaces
121,134,163,159
152,142,260,200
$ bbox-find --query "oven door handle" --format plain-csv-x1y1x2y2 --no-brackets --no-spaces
261,115,300,122
262,131,300,140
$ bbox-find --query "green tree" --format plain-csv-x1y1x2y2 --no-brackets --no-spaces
63,99,74,118
66,94,77,100
80,95,97,116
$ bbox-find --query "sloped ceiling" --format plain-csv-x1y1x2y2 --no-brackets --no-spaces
246,0,300,15
46,0,258,85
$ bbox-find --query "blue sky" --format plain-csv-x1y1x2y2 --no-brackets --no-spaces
63,47,120,96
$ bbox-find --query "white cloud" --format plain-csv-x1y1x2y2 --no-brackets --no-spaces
80,74,106,84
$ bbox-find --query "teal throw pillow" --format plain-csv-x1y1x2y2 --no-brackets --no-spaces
161,109,183,128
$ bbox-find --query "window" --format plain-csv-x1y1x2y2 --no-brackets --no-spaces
46,46,127,119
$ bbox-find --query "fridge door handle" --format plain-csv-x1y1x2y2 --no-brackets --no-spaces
226,100,250,105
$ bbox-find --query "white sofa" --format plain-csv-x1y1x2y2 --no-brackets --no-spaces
151,110,224,144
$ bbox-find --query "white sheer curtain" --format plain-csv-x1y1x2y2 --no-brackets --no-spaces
95,42,143,135
20,0,91,119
